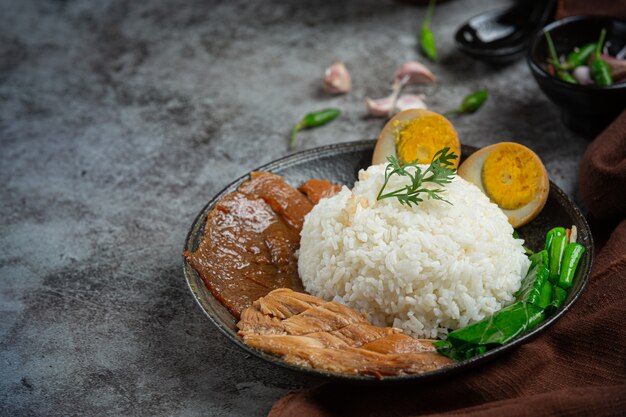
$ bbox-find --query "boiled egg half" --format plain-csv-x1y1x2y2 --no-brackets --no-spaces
372,109,461,167
458,142,549,228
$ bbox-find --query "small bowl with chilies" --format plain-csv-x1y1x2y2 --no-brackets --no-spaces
527,16,626,138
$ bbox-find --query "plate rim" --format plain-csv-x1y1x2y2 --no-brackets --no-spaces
182,140,594,382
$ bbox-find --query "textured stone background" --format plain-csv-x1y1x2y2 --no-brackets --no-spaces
0,0,588,416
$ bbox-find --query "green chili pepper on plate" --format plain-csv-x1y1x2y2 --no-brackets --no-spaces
549,234,568,283
550,286,567,310
529,249,548,270
419,0,437,61
290,108,340,148
590,29,613,86
544,227,565,253
558,243,585,289
537,280,553,309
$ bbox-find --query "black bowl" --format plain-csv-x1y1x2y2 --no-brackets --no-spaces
183,141,593,382
528,16,626,137
455,0,556,65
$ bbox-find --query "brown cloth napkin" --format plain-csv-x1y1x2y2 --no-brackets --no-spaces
556,0,626,20
269,119,626,417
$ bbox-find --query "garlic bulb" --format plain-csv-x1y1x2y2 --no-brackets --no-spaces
322,61,351,94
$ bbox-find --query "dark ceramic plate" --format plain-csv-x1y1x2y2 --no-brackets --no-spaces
183,140,593,382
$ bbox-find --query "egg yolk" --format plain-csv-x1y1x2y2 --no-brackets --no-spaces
394,114,459,165
481,144,540,210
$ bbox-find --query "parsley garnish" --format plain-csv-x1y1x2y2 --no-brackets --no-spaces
376,147,457,207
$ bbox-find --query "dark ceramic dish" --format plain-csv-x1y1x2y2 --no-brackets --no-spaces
528,16,626,137
455,0,556,64
183,140,593,382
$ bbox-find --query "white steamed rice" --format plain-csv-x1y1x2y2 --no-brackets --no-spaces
298,163,530,339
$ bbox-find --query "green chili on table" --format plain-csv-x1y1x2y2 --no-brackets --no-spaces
445,89,488,116
419,0,437,61
590,29,613,86
558,243,585,289
290,108,340,148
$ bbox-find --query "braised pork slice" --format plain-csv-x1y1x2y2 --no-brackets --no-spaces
239,172,313,230
184,173,341,318
238,289,453,377
183,192,303,318
298,179,342,204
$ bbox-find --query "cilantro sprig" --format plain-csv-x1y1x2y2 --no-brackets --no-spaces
376,147,457,207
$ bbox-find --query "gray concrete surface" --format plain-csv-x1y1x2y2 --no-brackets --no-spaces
0,0,589,415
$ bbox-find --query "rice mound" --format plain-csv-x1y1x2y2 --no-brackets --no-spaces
298,164,530,339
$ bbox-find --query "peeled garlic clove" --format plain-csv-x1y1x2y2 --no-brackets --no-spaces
395,94,427,111
393,61,435,85
322,61,351,94
572,66,593,86
365,96,394,117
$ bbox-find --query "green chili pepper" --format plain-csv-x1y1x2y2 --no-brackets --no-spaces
537,280,553,309
549,234,568,283
558,70,578,84
544,31,563,69
590,29,613,86
290,108,340,148
591,60,612,86
529,249,548,270
550,286,567,310
544,31,578,84
419,0,437,61
558,243,585,289
565,42,596,69
445,89,488,116
544,227,566,253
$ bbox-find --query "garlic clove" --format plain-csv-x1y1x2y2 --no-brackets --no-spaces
395,94,428,112
365,96,394,117
572,66,593,86
322,61,352,94
393,61,435,85
365,94,428,117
